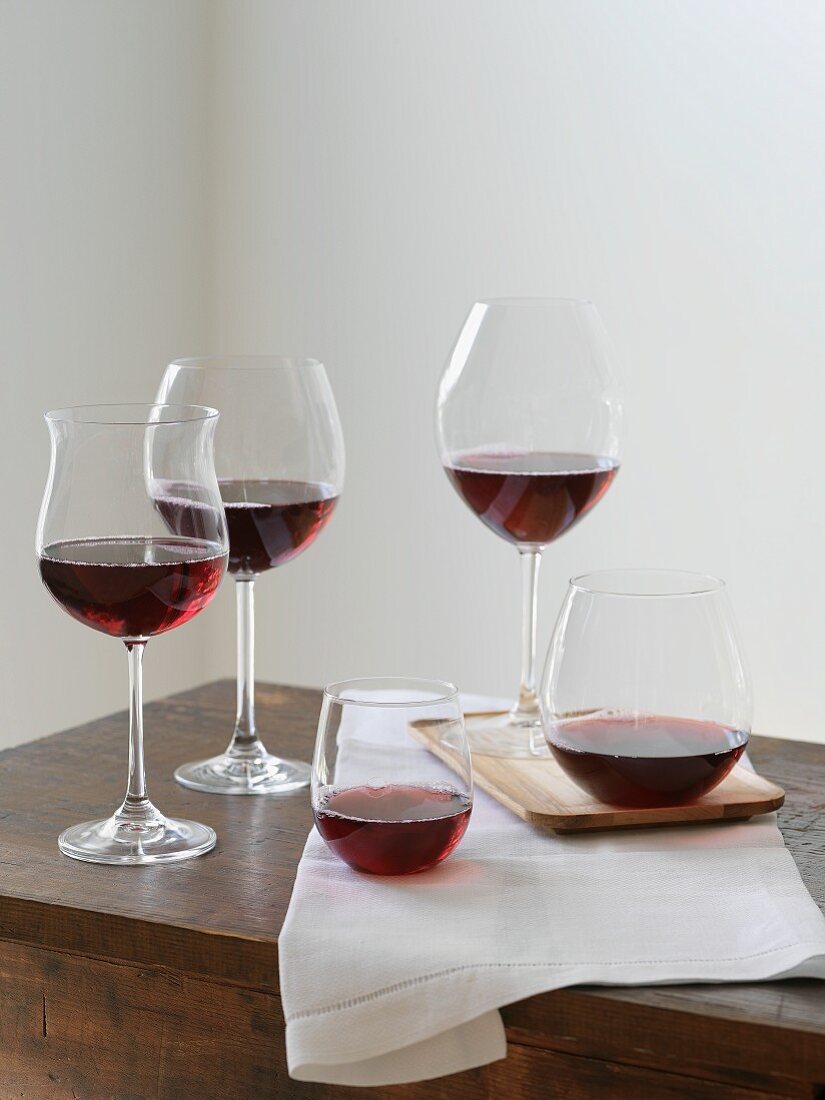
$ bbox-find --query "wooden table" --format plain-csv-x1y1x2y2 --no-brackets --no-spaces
1,681,823,1099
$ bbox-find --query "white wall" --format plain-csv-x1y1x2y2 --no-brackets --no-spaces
0,1,220,747
208,0,825,745
5,1,825,749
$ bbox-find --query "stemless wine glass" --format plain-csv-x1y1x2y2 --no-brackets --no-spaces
541,570,753,807
157,356,345,794
312,678,473,875
436,298,622,758
36,404,228,863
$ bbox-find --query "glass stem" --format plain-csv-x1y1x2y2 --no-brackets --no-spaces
228,577,265,758
510,548,545,755
116,641,163,828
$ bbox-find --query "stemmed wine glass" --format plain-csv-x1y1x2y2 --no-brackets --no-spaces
157,356,345,794
436,298,621,758
541,570,752,807
36,404,228,863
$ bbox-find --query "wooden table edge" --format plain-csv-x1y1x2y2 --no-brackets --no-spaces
0,896,280,993
3,681,824,1097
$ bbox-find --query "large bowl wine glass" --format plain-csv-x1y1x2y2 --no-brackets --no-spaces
541,570,752,807
436,298,621,757
36,404,228,863
157,356,345,794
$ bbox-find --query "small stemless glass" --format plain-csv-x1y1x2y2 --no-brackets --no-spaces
541,570,753,808
311,678,473,875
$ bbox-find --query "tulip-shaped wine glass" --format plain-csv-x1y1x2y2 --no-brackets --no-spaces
157,356,345,794
36,404,228,863
436,298,621,758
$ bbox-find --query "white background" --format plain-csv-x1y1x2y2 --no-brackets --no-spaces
3,1,825,750
0,1,218,744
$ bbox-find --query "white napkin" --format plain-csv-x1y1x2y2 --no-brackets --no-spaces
279,695,825,1086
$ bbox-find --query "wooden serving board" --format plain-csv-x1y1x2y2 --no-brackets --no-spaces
410,716,785,832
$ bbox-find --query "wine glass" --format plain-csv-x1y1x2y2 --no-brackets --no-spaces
36,404,228,864
157,356,345,794
541,570,752,807
436,298,621,758
311,678,472,875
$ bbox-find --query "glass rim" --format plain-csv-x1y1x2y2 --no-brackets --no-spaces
570,568,726,599
475,296,596,307
168,355,323,372
323,676,459,708
44,402,219,426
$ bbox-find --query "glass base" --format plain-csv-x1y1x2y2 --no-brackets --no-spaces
174,751,311,795
58,814,217,865
464,711,550,758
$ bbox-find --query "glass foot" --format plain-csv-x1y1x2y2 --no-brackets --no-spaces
58,814,216,864
464,711,550,758
174,751,311,794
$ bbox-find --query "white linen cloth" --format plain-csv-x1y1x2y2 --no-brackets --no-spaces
279,695,825,1086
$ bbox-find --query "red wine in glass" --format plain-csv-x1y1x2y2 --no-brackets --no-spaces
219,479,338,575
313,784,472,875
154,479,338,575
444,451,619,546
39,537,226,638
548,714,749,808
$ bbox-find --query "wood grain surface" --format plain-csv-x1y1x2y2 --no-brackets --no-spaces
0,680,823,1098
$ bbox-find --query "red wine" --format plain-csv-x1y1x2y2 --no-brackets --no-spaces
152,483,222,545
548,714,748,808
219,479,338,575
444,451,618,546
39,537,226,639
313,784,472,875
